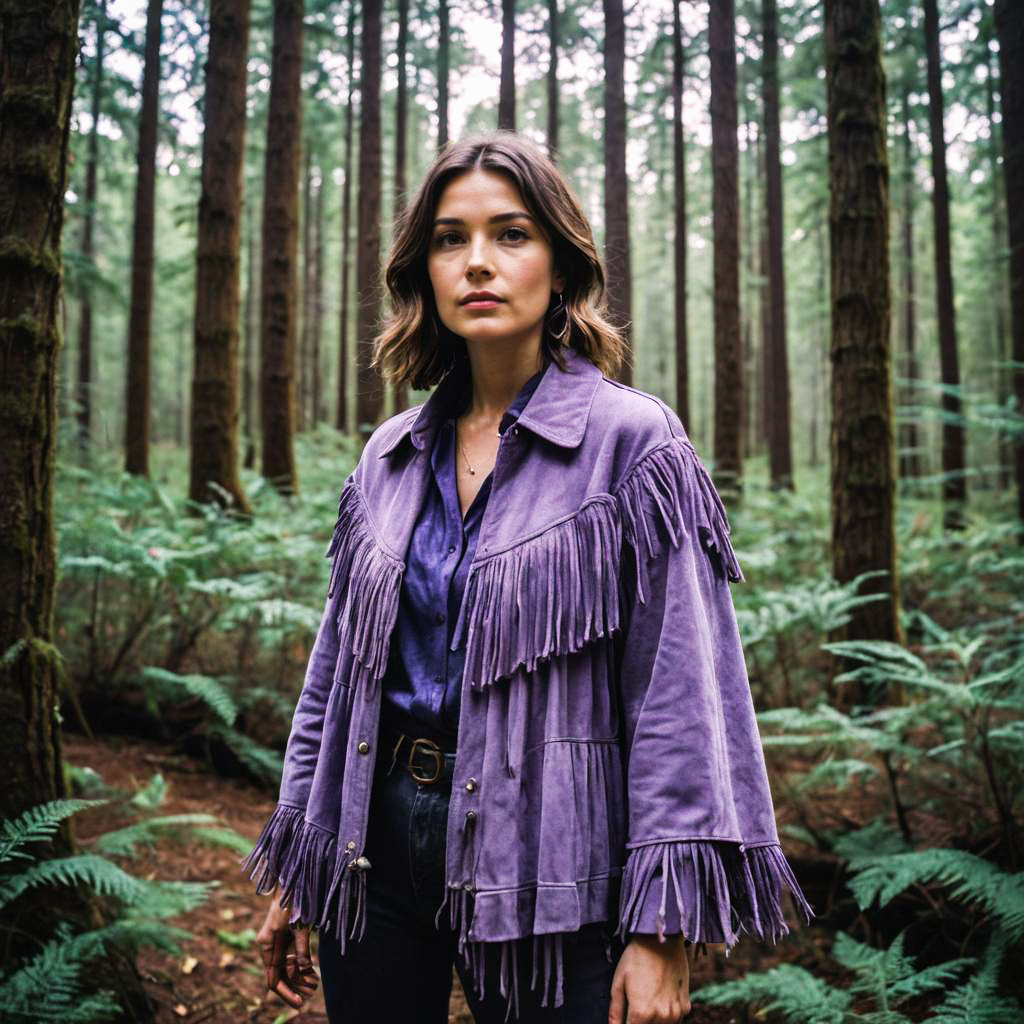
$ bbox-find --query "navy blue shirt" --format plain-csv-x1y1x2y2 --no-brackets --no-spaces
379,359,549,747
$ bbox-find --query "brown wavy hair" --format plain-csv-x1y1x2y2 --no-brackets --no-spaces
371,130,628,391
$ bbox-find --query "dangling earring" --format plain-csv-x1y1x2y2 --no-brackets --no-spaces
546,291,571,344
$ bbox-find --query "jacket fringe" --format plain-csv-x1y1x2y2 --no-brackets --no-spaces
433,881,571,1021
240,803,370,953
456,435,743,690
615,839,814,949
324,482,404,685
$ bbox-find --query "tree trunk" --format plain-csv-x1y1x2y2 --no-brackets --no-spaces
987,15,1012,491
825,0,903,707
355,0,383,435
994,0,1024,535
312,172,324,426
499,0,516,130
762,0,793,491
299,146,312,432
124,0,163,477
0,2,151,1012
189,0,252,514
394,0,409,413
259,0,303,494
438,0,450,152
244,187,256,468
547,0,560,160
603,0,632,383
709,0,742,495
337,0,356,433
923,0,966,528
672,0,690,430
899,81,921,482
76,0,107,450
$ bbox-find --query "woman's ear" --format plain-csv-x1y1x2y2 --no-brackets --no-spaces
552,269,566,294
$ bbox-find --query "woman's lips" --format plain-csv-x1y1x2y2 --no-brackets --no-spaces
463,299,502,308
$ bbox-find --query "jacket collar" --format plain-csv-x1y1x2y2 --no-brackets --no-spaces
378,345,604,459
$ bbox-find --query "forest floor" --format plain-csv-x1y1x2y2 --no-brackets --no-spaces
64,732,832,1024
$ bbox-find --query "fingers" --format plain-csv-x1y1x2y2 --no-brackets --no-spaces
608,962,626,1024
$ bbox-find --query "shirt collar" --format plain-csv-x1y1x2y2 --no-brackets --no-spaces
377,345,604,459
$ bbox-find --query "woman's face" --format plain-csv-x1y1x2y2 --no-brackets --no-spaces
427,168,565,353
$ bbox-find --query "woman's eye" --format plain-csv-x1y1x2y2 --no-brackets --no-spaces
435,227,529,247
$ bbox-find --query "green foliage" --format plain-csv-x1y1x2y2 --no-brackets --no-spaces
0,768,248,1022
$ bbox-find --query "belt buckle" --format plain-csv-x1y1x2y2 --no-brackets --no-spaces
408,737,443,784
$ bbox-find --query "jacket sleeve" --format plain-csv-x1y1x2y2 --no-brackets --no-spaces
612,428,814,951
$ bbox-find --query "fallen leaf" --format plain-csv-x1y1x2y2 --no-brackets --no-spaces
173,1005,189,1018
181,954,199,975
219,951,235,968
219,908,235,921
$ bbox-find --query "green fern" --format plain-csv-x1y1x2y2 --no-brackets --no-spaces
0,799,108,866
843,847,1024,942
207,723,283,786
92,813,220,857
692,961,850,1023
928,929,1022,1023
139,666,237,726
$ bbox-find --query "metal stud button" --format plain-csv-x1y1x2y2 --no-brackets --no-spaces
346,840,356,851
466,809,477,821
357,741,370,754
465,778,477,792
350,856,372,870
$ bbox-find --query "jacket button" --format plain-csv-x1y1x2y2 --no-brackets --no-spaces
465,809,477,821
465,778,477,792
357,741,370,754
351,856,372,870
346,840,356,851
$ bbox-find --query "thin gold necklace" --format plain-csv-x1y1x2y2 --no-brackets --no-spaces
456,420,503,476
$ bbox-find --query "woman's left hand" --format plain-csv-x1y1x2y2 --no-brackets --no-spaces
608,934,691,1024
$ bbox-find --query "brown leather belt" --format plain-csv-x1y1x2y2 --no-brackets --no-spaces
378,723,457,786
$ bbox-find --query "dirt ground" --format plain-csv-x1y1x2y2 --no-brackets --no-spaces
63,732,825,1024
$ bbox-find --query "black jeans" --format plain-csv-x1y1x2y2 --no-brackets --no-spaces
318,737,624,1023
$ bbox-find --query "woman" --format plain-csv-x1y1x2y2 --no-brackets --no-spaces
246,130,814,1024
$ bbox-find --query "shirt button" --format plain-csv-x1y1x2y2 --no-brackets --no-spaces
465,778,477,792
357,741,370,754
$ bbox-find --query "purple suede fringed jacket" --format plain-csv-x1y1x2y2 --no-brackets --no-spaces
242,345,815,1019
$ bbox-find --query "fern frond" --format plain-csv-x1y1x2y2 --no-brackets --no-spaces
207,724,283,786
139,666,237,726
190,826,255,856
92,813,219,857
693,962,850,1023
929,929,1023,1023
846,848,1024,941
0,800,108,866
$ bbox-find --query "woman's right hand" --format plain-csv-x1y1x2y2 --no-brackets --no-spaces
256,887,319,1009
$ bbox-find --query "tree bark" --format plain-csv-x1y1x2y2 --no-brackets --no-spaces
923,0,967,528
299,146,312,432
337,0,356,433
124,0,164,477
762,0,793,491
259,0,304,494
825,0,903,706
499,0,516,130
994,0,1024,532
355,0,383,435
76,0,107,450
0,3,151,1011
709,0,742,494
189,0,252,514
312,171,324,426
899,80,921,481
244,185,256,467
438,0,450,152
603,0,632,383
672,0,690,430
394,0,409,413
547,0,560,160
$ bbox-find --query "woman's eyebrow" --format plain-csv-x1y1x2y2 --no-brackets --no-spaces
432,211,534,227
